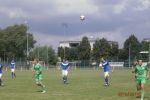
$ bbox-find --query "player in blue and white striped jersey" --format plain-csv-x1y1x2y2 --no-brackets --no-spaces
10,60,16,78
101,58,111,86
61,60,70,84
0,63,3,86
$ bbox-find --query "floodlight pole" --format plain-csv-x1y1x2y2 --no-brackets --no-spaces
149,41,150,63
129,44,131,68
38,44,40,58
25,21,29,59
47,46,49,65
62,23,68,60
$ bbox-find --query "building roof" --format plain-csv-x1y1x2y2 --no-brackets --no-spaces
59,38,118,44
143,38,150,42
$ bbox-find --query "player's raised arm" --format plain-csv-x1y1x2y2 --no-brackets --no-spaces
109,63,113,72
146,63,149,79
67,62,70,71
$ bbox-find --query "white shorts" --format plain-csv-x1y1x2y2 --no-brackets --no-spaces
0,73,2,78
62,70,68,76
104,72,109,77
11,69,15,72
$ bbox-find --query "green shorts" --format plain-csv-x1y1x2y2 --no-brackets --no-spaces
35,74,43,82
136,77,146,85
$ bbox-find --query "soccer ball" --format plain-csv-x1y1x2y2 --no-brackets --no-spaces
80,15,85,21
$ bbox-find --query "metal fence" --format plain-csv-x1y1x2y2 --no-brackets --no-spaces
1,58,149,70
0,58,56,70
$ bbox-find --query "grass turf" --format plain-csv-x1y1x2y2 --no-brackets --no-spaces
0,69,150,100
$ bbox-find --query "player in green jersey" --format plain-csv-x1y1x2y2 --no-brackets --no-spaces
134,60,149,100
32,58,46,93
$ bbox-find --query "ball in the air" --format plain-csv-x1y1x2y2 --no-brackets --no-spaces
80,15,85,21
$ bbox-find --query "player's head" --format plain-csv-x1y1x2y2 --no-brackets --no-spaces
33,58,39,64
101,57,105,62
63,59,68,63
138,60,143,65
11,59,15,63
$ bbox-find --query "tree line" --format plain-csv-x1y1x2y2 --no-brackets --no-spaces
0,24,149,65
0,24,57,65
58,35,149,62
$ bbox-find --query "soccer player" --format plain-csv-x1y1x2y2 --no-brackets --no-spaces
10,60,16,79
134,60,149,100
32,58,46,93
101,57,111,86
61,60,70,84
0,63,3,86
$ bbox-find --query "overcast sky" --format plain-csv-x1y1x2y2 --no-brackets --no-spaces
0,0,150,49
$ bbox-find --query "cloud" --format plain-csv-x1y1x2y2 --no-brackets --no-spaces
0,6,27,19
0,0,150,49
33,31,66,49
33,29,127,49
134,0,150,11
52,0,99,15
113,0,128,14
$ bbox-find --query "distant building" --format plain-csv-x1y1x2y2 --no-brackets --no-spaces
143,38,150,42
59,38,118,50
140,38,150,54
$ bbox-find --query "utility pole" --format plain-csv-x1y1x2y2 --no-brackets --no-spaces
47,46,49,65
129,44,131,68
62,23,68,60
148,40,150,67
24,21,29,59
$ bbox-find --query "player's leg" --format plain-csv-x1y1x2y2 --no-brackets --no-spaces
104,72,109,86
35,75,46,93
36,81,46,93
0,73,2,86
38,74,46,93
14,70,16,78
11,69,15,78
140,79,146,100
62,70,66,83
136,84,141,91
11,72,13,78
135,78,141,98
64,70,68,84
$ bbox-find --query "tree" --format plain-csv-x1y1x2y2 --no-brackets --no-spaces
109,43,119,60
123,34,140,60
118,49,127,61
140,41,149,60
31,45,57,65
92,38,111,62
78,36,91,61
68,47,78,61
141,41,149,51
0,24,36,60
58,47,78,61
58,47,64,61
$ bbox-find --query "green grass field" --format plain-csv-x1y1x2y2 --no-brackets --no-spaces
0,69,150,100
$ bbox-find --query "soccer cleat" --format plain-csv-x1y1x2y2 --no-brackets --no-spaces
104,83,108,86
104,83,110,86
41,90,46,93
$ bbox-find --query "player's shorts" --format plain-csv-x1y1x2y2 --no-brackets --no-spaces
136,77,146,84
35,74,43,82
104,71,109,77
62,70,68,76
11,69,15,72
0,73,2,78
